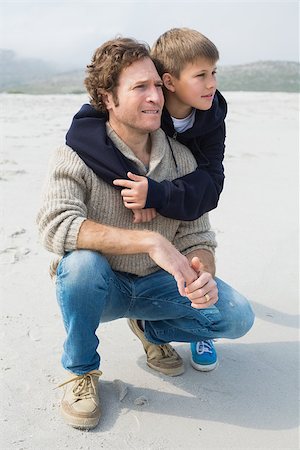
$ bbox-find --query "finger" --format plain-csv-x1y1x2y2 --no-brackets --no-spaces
191,298,216,309
142,211,150,222
149,209,157,221
124,202,141,210
185,272,211,294
113,179,134,188
188,287,218,304
187,291,211,302
190,256,204,273
132,211,142,223
127,172,143,181
120,188,134,197
122,196,136,203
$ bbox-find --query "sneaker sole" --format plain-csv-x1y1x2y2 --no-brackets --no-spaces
61,406,100,430
190,357,218,372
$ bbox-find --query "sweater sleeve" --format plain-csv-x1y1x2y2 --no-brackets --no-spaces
36,146,88,255
173,213,217,256
145,123,226,221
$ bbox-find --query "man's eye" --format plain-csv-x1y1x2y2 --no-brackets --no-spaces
212,71,217,75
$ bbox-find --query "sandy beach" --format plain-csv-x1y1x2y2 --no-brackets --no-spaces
0,91,299,449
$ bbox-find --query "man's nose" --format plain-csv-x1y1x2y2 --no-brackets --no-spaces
146,86,163,103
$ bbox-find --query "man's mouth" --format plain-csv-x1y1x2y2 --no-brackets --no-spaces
142,110,160,114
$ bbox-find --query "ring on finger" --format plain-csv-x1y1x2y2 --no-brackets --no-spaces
205,293,210,303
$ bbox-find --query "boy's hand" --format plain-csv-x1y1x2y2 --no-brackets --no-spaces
132,208,157,224
185,257,218,309
113,172,148,209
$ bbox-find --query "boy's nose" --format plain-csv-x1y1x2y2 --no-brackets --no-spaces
206,75,217,89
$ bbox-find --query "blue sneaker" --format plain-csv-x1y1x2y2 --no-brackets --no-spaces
190,340,218,371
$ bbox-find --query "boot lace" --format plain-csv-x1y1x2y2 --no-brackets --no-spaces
56,370,102,400
158,344,178,359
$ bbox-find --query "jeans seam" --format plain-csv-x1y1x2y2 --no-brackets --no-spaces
134,295,218,325
56,257,70,331
124,279,137,317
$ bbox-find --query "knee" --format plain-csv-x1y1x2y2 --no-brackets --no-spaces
56,250,112,290
225,299,255,339
215,278,255,339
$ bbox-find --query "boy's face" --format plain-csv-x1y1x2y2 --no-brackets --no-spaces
104,57,164,138
163,58,217,117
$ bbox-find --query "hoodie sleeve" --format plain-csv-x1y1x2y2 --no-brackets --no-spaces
145,122,226,221
66,104,140,186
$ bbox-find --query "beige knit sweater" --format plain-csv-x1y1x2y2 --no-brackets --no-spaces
37,125,217,276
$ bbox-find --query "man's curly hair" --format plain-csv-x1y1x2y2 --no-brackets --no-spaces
85,37,150,113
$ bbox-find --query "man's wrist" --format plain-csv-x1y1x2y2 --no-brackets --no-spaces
142,231,163,255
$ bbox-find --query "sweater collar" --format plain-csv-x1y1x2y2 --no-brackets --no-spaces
106,123,168,176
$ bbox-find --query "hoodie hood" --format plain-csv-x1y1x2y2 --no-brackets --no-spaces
66,104,140,182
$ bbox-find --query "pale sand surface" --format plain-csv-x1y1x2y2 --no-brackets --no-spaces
0,92,299,449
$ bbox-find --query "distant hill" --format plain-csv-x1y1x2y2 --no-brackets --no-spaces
0,51,299,93
0,49,57,90
218,61,299,92
6,69,86,95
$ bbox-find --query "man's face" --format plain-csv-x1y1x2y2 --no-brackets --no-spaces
164,58,217,116
105,57,164,137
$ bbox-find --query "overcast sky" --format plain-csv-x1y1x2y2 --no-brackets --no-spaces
1,0,299,69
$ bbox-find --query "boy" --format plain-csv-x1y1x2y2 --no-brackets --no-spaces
65,28,227,371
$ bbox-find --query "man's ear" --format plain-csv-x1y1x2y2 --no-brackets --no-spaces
162,73,176,93
101,91,112,110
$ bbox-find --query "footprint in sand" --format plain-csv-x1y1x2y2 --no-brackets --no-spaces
10,228,26,238
0,160,27,181
27,326,41,342
0,246,31,264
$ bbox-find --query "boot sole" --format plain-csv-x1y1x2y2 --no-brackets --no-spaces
147,361,185,377
128,320,185,376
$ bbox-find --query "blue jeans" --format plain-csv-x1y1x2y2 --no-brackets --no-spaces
56,250,255,375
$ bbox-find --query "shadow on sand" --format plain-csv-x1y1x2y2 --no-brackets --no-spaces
93,341,299,433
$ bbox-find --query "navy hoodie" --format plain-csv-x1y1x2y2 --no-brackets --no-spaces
66,90,227,221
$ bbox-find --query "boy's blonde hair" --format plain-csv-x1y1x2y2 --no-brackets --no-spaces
151,28,219,79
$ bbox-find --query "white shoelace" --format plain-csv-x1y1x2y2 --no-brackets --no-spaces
195,340,213,355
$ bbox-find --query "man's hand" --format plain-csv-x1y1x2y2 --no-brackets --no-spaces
148,236,197,297
77,221,197,297
113,172,148,209
185,257,218,309
132,208,157,224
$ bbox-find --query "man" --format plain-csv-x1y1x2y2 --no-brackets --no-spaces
37,37,254,430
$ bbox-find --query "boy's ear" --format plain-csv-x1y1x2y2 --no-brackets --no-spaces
162,73,176,93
